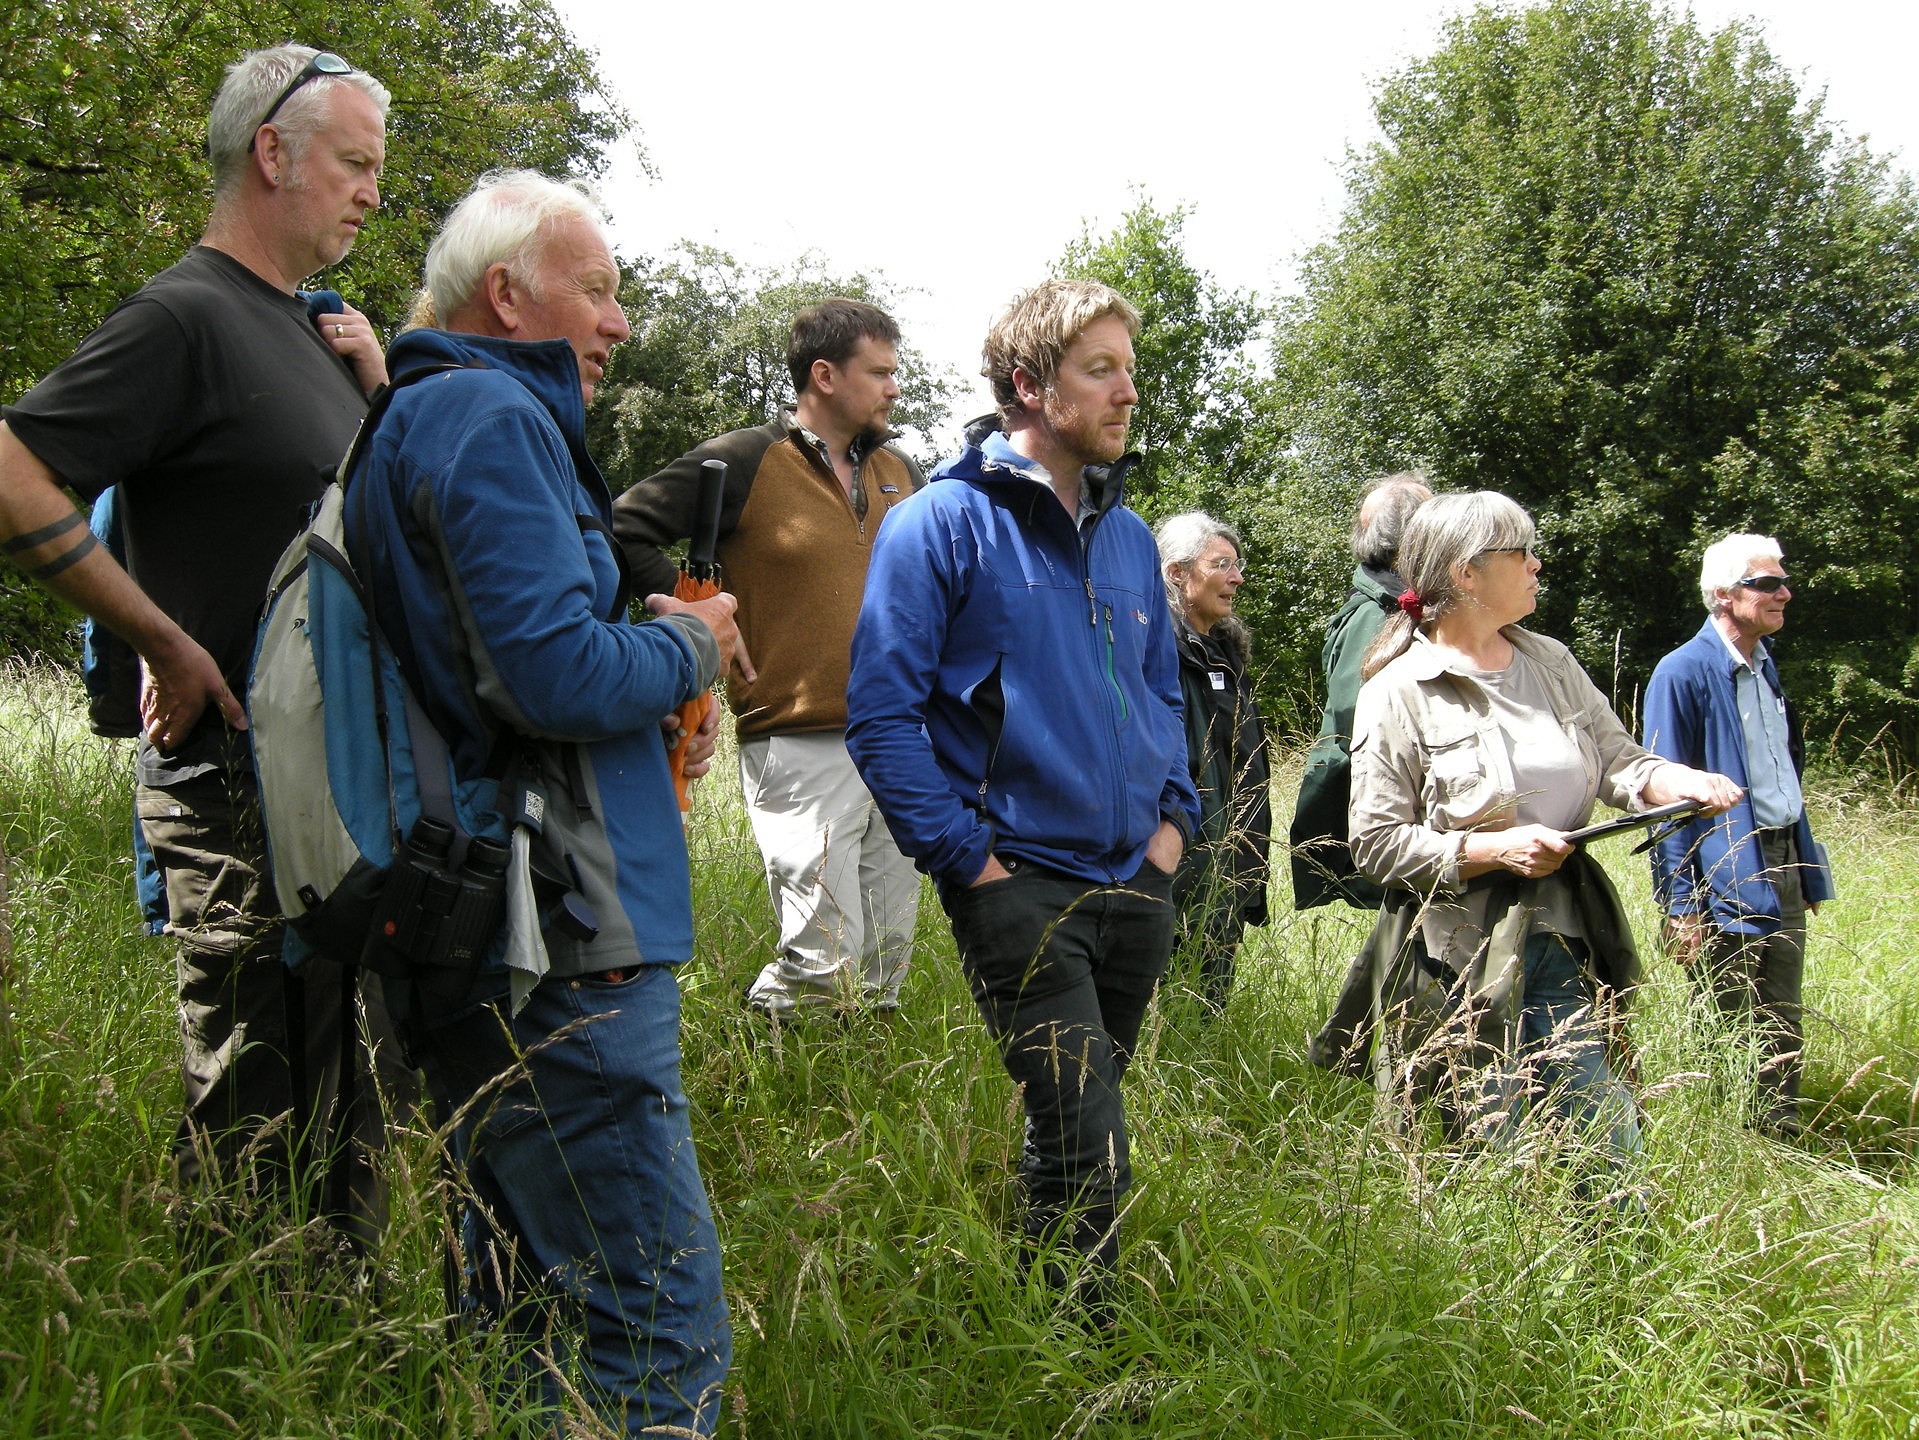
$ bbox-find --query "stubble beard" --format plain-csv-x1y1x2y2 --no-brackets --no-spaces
1046,396,1127,470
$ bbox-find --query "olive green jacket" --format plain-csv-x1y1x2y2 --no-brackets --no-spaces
1307,852,1640,1099
1290,565,1400,909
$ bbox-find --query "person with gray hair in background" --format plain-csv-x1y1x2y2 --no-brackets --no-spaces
0,43,397,1257
1643,533,1833,1139
1292,473,1433,911
345,168,738,1435
1156,511,1271,1011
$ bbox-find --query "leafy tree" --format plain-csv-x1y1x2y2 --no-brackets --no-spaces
589,243,964,489
1,0,625,657
1053,195,1267,511
1277,0,1919,756
1050,198,1338,728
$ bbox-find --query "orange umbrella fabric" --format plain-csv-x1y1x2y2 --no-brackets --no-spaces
668,458,728,811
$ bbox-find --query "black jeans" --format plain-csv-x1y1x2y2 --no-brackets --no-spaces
940,858,1176,1285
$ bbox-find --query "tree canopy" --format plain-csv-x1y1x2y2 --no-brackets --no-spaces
1,0,626,655
1276,0,1919,752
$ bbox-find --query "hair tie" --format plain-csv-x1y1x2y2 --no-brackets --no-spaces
1397,588,1424,621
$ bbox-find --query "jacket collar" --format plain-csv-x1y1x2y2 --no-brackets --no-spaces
940,416,1139,520
1689,617,1777,681
778,402,901,462
1177,614,1245,669
387,328,604,499
1353,564,1406,607
1394,624,1549,684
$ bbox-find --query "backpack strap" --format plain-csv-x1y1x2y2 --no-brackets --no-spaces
338,363,467,493
349,362,599,836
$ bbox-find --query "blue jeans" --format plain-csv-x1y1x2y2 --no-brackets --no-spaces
1475,933,1641,1168
419,965,731,1436
940,858,1176,1285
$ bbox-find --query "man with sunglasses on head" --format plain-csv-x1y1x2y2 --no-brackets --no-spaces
1643,534,1834,1139
0,44,395,1252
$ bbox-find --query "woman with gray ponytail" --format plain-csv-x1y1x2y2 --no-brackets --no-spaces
1326,492,1741,1187
1155,512,1272,1012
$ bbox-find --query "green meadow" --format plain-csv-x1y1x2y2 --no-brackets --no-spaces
3,660,1916,1438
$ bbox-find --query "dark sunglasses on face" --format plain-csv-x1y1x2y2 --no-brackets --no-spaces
248,52,354,152
1735,574,1789,594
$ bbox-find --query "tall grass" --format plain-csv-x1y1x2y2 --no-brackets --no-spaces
2,661,1916,1437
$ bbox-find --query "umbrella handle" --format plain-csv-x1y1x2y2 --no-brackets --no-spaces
689,458,727,582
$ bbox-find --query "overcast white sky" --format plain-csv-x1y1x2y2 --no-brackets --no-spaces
551,0,1918,427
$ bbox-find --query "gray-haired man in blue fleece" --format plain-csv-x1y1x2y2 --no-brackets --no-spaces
346,169,739,1434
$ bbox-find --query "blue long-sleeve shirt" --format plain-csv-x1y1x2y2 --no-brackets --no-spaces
1643,619,1832,934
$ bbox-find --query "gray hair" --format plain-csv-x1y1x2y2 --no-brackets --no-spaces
1698,532,1784,615
425,169,607,322
1351,472,1433,569
1361,491,1535,680
207,44,390,199
1154,510,1242,614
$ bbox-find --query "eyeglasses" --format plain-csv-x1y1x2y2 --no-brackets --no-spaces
248,52,354,152
1481,545,1539,561
1734,574,1789,594
1205,555,1248,576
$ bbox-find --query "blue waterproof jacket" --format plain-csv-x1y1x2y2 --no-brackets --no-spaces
345,329,717,974
1643,619,1832,935
846,424,1199,889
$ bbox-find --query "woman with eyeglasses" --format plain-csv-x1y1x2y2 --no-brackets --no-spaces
1155,512,1272,1012
1326,491,1741,1190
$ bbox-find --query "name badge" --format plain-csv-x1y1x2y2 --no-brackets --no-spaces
1210,671,1227,691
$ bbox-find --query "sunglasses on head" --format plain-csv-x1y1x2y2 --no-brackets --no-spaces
1734,574,1789,594
248,52,354,152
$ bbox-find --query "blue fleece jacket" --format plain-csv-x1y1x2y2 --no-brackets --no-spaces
845,426,1199,888
345,329,717,972
1643,619,1832,934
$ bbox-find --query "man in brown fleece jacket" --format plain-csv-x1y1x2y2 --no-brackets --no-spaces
613,299,923,1018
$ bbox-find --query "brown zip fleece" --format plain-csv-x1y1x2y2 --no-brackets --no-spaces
612,408,922,738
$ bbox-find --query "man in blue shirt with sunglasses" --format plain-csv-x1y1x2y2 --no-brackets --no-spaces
1644,533,1834,1139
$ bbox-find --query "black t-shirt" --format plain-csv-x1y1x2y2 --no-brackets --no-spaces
4,246,368,723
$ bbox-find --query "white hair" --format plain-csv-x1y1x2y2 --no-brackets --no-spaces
425,169,607,322
207,44,389,199
1698,532,1784,615
1351,472,1433,568
1154,511,1242,615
